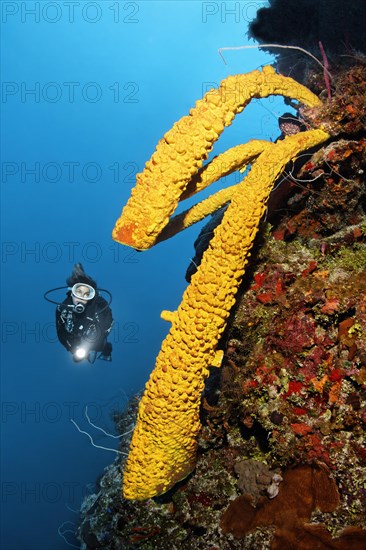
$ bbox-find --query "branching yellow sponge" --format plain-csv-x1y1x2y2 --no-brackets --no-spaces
112,66,322,250
122,129,329,500
181,139,272,200
156,141,274,243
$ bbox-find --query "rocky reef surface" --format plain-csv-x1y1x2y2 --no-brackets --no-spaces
77,65,366,549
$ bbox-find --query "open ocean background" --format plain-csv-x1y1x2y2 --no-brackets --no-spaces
1,1,286,548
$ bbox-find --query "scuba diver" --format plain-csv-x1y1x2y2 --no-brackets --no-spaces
45,263,113,363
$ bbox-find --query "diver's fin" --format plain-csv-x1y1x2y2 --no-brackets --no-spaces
88,351,98,364
97,352,112,362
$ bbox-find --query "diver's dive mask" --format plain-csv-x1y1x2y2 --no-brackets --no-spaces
70,283,96,313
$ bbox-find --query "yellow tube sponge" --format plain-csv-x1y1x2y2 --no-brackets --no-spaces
155,184,238,244
112,66,322,250
122,128,329,500
156,141,274,242
181,139,272,200
156,140,275,242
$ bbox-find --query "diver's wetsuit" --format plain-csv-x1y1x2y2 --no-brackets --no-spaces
56,291,113,354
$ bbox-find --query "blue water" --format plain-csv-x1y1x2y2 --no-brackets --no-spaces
1,2,285,548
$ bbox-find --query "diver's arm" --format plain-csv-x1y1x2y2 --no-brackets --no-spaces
55,299,76,351
56,311,71,350
55,307,65,342
96,297,113,335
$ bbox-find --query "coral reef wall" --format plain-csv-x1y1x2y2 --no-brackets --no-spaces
249,0,366,79
78,2,366,548
249,0,366,56
78,63,366,550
